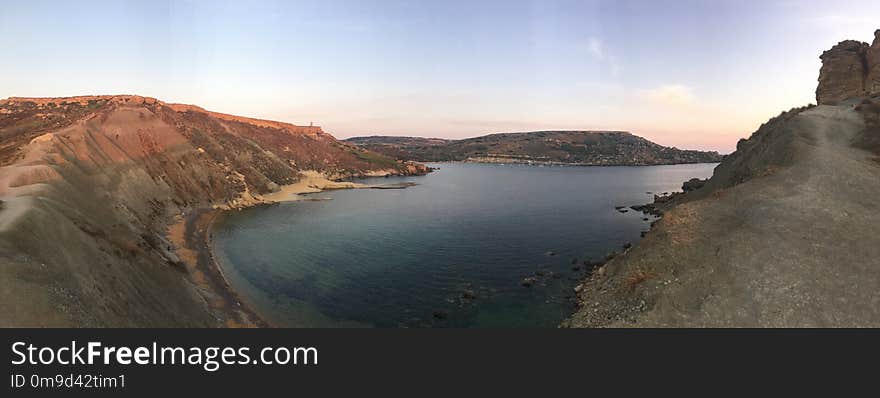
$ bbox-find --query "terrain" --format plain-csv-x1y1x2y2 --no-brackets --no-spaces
565,30,880,327
0,95,426,327
345,131,723,166
3,27,879,328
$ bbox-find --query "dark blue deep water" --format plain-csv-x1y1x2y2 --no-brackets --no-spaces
213,163,716,327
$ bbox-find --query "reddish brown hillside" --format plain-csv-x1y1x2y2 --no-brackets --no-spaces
0,95,426,327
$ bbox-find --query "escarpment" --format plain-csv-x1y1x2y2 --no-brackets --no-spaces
817,30,880,104
0,95,427,326
565,29,880,328
868,33,880,96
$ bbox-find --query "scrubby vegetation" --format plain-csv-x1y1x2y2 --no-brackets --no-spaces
346,131,724,166
854,96,880,157
353,148,399,168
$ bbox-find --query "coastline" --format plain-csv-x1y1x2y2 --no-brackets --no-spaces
173,165,698,328
425,159,722,167
462,157,723,167
169,209,269,327
260,170,417,202
558,196,670,328
168,169,424,327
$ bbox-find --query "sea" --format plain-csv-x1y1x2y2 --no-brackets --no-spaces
212,162,717,327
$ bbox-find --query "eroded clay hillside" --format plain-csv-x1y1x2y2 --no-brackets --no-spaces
0,95,426,327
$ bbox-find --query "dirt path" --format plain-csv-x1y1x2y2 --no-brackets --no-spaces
567,105,880,327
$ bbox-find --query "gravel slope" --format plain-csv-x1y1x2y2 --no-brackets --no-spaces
565,104,880,327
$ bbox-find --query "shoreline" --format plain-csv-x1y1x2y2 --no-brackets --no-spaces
172,166,687,328
169,208,269,327
424,160,721,167
261,170,419,202
169,169,424,328
559,198,669,328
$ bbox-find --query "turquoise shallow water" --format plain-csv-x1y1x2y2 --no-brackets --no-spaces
213,162,717,327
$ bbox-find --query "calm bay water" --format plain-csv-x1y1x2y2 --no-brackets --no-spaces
213,163,716,327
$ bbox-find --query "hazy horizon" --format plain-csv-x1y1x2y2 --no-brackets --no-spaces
2,0,879,153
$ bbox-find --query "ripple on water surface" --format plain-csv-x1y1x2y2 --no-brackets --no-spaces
212,162,717,327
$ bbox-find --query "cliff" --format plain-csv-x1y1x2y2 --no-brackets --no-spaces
0,95,427,326
346,131,723,166
816,30,880,104
567,31,880,327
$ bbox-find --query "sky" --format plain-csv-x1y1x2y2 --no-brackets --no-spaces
2,0,879,153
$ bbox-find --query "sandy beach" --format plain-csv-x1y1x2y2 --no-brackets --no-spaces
261,170,417,202
260,170,368,202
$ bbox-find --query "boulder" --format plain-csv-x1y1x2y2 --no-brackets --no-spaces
682,178,707,192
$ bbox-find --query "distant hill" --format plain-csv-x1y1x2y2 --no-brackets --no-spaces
346,131,723,166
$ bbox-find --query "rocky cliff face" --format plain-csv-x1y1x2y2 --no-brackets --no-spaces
0,95,427,326
867,30,880,95
816,30,880,105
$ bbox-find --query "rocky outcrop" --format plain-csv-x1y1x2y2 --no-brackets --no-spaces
681,178,706,192
817,40,869,105
867,30,880,95
816,30,880,105
565,33,880,327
